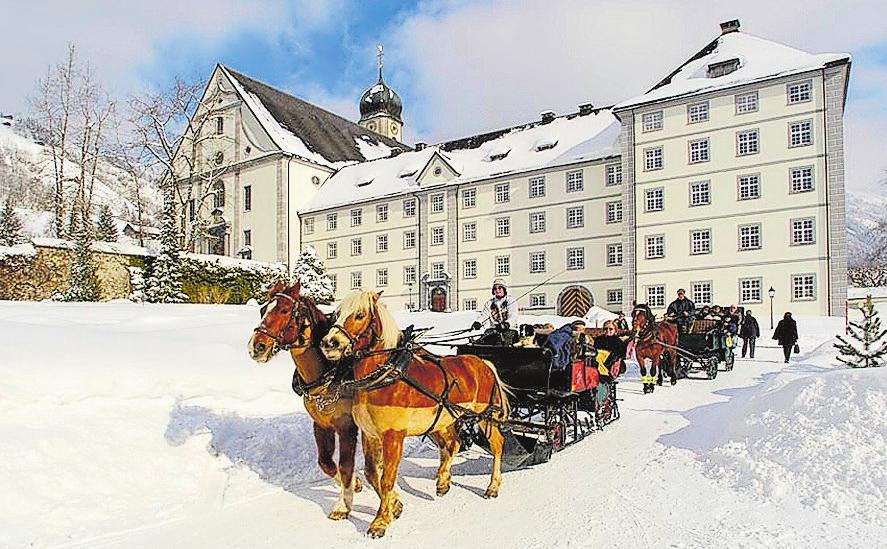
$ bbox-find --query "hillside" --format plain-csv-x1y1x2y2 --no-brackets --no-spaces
847,188,887,266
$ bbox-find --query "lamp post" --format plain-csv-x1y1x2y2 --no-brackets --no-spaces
768,286,776,329
408,283,414,311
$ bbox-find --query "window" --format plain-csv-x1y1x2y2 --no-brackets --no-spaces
351,272,362,289
243,185,252,212
606,201,623,224
431,193,445,213
529,251,546,273
351,238,362,256
403,230,416,249
431,226,444,246
690,229,712,255
567,247,585,270
404,265,416,284
787,81,812,104
529,211,546,233
692,281,712,305
403,199,416,217
529,176,546,198
646,285,666,308
707,58,740,77
646,234,665,259
644,147,663,171
327,242,337,259
463,188,476,208
792,218,816,245
736,129,760,155
530,294,547,308
606,164,622,186
607,243,623,266
377,234,388,252
188,198,196,222
351,208,362,226
645,188,664,212
738,174,761,200
243,229,251,247
567,206,584,229
304,217,314,234
607,289,623,305
689,138,710,163
463,222,476,242
790,166,815,193
464,298,478,311
431,262,445,278
740,278,762,303
326,213,337,230
463,259,477,279
496,217,510,237
689,181,711,206
376,203,388,222
688,102,709,123
642,111,663,132
212,181,225,209
566,171,584,193
495,183,510,204
789,120,813,147
738,224,762,250
215,116,224,135
495,255,510,276
735,91,759,114
792,274,816,301
377,268,388,287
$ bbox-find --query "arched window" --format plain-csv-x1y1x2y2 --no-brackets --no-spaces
213,180,225,209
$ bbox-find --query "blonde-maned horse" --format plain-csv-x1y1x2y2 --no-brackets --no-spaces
248,281,363,520
320,291,510,539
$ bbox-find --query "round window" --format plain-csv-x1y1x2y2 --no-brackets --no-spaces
368,122,376,131
433,167,443,176
391,124,398,135
214,151,224,165
311,175,321,186
244,146,251,155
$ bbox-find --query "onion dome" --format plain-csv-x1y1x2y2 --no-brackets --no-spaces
359,68,403,122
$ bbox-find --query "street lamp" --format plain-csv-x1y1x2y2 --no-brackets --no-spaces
768,286,776,329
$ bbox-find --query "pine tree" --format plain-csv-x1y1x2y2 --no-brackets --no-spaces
95,205,118,242
61,204,100,301
0,198,26,246
291,246,334,303
835,295,887,368
144,181,188,303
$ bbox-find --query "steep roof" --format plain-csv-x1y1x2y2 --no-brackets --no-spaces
220,66,406,169
302,108,620,212
615,30,850,110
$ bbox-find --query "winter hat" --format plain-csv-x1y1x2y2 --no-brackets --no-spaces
491,279,507,295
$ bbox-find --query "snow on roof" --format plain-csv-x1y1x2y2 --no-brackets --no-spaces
0,243,37,261
616,31,849,110
31,237,152,257
303,109,619,212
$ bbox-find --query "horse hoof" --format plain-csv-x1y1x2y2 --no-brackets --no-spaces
484,488,499,499
354,477,363,493
436,484,450,497
670,379,677,386
367,526,387,539
656,379,663,386
328,510,349,520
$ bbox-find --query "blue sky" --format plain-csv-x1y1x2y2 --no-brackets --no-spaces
2,0,886,192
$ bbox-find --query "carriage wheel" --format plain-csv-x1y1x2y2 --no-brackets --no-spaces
707,358,718,379
725,348,735,371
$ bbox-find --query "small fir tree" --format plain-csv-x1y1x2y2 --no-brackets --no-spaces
291,246,334,303
0,198,26,246
144,182,188,303
95,205,118,242
61,205,100,301
835,295,887,368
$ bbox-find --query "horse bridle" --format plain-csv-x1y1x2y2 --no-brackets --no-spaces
254,293,314,352
328,305,383,359
632,308,657,343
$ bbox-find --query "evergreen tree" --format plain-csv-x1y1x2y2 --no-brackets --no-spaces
144,181,188,303
835,295,887,368
61,205,100,301
95,205,118,242
0,198,26,246
291,246,334,303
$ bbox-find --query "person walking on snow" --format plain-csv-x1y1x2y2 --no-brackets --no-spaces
739,309,760,359
772,312,798,363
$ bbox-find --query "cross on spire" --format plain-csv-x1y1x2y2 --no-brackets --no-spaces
376,44,384,80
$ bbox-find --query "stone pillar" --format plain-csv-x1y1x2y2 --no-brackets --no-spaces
823,64,848,316
619,112,637,309
276,158,287,264
417,193,429,309
446,188,458,311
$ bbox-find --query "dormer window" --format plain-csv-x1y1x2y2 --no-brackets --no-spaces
355,178,373,187
398,168,418,178
487,146,511,161
534,138,558,152
707,58,740,78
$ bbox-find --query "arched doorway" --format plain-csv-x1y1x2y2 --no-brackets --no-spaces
431,287,447,312
557,285,593,317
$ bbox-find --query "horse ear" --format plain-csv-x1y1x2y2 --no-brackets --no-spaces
289,280,301,296
373,291,383,302
268,280,284,297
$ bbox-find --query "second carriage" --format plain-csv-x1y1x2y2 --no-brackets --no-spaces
673,316,736,380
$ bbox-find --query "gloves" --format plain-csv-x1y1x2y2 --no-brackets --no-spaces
471,321,483,331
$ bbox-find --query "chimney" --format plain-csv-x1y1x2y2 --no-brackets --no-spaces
578,103,595,116
390,148,403,157
720,19,740,34
415,141,427,151
540,110,556,124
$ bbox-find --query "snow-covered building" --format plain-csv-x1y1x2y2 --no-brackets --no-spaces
182,20,850,317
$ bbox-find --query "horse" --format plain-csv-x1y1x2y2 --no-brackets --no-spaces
319,291,511,539
247,280,363,520
631,303,679,394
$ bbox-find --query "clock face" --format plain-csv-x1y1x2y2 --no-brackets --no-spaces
391,124,398,135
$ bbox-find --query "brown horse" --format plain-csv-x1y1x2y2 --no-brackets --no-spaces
248,280,363,520
320,291,510,539
631,303,679,394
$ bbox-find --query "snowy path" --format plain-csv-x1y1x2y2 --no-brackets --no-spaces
0,302,884,548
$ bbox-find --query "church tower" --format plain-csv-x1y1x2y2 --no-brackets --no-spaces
358,45,403,142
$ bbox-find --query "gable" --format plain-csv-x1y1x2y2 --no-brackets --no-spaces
416,152,460,185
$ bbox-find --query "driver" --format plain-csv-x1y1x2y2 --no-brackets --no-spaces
477,279,519,328
666,288,695,334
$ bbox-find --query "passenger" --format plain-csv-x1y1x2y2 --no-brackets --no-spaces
590,320,629,377
739,309,760,359
666,288,696,334
614,312,629,332
696,305,711,320
723,305,741,347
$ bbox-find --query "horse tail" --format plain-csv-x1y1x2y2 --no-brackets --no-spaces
481,359,511,421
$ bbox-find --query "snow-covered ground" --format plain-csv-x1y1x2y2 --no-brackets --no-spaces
0,301,884,548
